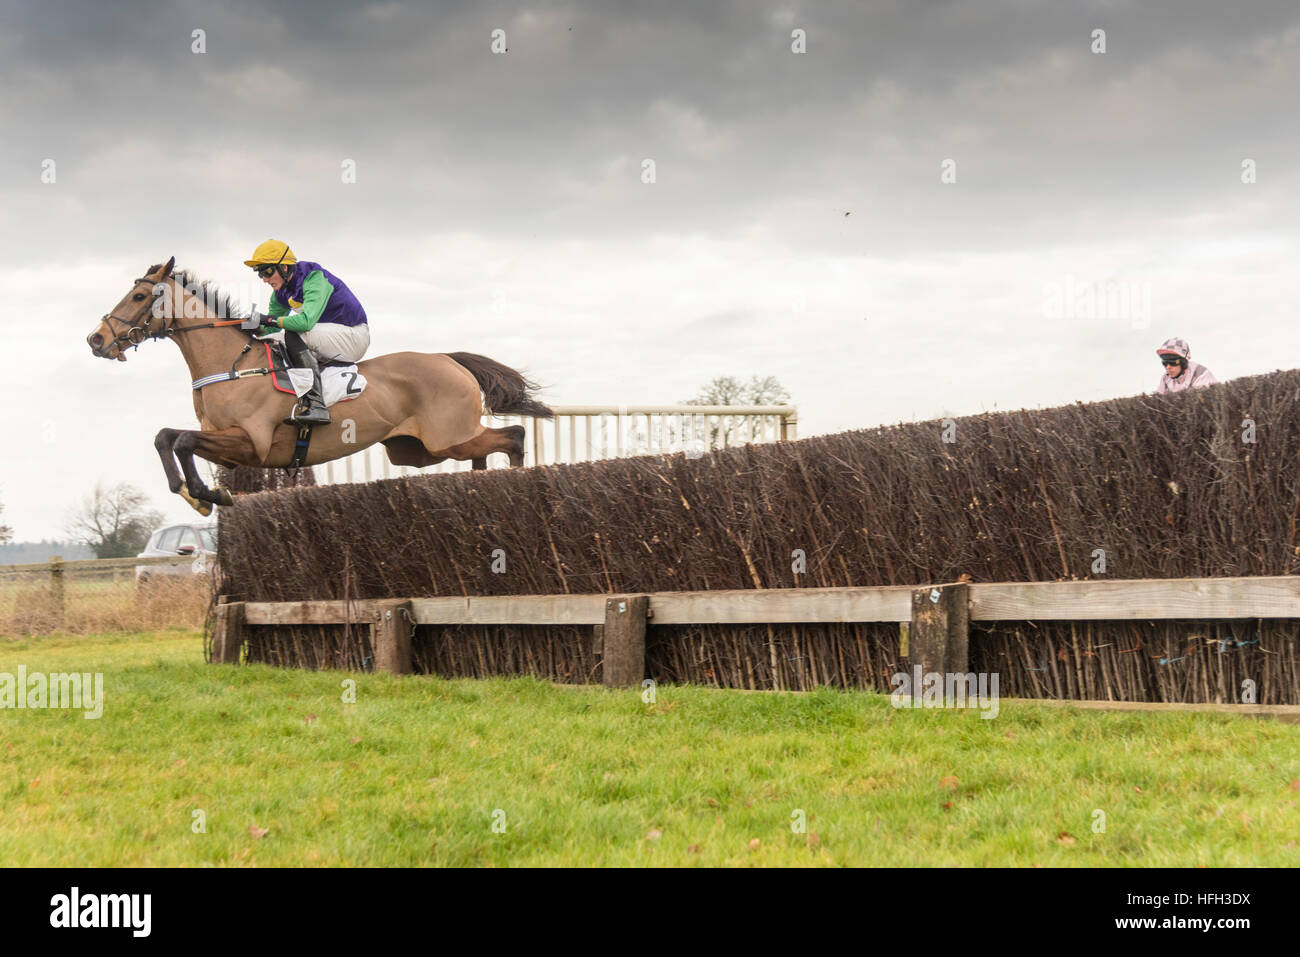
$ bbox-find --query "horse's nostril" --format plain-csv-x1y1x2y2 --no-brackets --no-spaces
90,334,103,348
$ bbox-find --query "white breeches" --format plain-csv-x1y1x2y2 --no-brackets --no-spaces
302,322,370,363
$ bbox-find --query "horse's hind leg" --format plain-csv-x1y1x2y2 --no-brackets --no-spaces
504,424,526,467
439,424,528,469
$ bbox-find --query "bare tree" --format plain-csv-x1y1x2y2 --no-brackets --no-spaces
65,482,166,559
0,497,12,545
676,375,793,449
685,374,791,407
687,375,748,406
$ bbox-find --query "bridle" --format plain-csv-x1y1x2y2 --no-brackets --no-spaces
97,274,247,356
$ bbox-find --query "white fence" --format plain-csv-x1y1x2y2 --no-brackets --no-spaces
312,404,799,484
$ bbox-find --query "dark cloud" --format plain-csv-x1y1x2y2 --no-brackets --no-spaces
3,0,1296,260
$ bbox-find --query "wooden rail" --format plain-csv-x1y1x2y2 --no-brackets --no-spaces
0,555,202,576
214,576,1300,688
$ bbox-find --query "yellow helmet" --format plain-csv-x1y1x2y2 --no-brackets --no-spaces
243,239,297,268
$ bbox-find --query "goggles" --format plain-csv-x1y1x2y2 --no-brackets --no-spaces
254,264,281,279
1160,356,1183,366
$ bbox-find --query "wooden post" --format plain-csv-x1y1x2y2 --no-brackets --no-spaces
373,600,413,675
212,601,246,664
909,583,969,677
49,556,65,626
601,595,648,687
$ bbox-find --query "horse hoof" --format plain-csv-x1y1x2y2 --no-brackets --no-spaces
213,487,235,507
179,487,213,516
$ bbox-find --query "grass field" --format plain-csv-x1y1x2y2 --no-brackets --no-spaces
1,628,1298,866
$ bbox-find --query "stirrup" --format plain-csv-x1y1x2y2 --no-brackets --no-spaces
285,395,331,426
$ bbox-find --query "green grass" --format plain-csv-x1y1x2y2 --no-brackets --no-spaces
1,630,1298,866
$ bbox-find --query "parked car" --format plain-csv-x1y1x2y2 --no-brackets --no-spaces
136,522,218,582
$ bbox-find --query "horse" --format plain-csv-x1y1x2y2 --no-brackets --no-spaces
86,257,553,515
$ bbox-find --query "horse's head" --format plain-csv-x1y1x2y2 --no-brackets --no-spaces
87,256,177,361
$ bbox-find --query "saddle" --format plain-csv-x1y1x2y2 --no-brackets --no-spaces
261,340,366,404
255,337,367,471
265,339,296,395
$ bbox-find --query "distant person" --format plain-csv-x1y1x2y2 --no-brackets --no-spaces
1156,338,1217,393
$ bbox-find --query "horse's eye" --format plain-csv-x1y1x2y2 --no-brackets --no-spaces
133,293,146,301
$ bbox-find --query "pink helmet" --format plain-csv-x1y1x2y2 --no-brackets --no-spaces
1156,337,1191,360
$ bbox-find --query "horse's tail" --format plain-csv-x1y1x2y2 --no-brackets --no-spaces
447,352,555,419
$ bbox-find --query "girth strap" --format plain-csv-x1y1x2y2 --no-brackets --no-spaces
290,423,314,469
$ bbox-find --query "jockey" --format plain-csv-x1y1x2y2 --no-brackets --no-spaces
244,239,370,426
1155,337,1217,394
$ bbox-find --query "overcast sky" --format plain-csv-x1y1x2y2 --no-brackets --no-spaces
2,0,1297,541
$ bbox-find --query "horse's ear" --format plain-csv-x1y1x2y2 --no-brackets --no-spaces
161,256,175,279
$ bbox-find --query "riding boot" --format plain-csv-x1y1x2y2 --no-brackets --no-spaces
282,332,331,426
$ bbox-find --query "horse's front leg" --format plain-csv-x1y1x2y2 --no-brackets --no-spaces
172,428,260,508
154,428,186,493
156,427,219,515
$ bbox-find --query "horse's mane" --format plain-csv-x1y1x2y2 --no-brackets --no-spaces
154,265,250,320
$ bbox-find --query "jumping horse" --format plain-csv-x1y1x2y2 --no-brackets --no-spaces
87,257,553,514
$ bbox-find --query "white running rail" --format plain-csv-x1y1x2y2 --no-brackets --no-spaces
312,404,799,484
